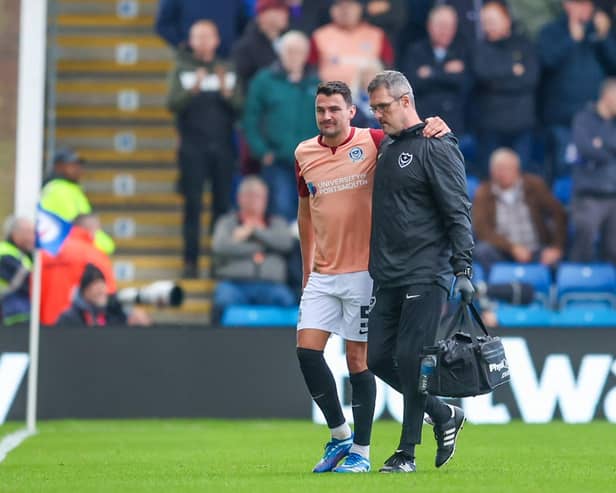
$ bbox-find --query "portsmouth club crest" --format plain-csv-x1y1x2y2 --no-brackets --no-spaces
398,152,413,168
348,146,365,163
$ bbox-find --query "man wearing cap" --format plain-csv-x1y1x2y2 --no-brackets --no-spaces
40,148,115,255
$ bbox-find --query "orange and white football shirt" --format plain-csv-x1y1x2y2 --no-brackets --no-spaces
295,127,384,274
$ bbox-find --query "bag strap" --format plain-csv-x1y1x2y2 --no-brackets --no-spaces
466,302,490,338
443,302,490,340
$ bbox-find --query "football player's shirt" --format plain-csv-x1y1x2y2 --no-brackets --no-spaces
295,127,384,274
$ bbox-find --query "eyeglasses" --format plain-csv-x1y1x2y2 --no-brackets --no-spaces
369,93,409,115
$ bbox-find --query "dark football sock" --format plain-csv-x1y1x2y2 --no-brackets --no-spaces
297,347,346,429
425,396,452,424
349,370,376,446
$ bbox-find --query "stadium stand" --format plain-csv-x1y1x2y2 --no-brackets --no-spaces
53,0,213,324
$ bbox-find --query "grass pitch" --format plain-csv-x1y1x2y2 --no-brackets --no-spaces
0,419,614,493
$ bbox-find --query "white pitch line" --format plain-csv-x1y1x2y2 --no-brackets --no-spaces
0,428,35,464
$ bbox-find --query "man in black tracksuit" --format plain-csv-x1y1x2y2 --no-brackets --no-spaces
366,70,475,473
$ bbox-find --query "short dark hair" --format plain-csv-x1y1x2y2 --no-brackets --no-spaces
316,81,353,106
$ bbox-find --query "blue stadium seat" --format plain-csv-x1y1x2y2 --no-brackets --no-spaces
551,308,616,327
489,263,552,305
496,306,554,327
552,176,572,206
466,175,480,201
222,305,298,327
556,263,616,309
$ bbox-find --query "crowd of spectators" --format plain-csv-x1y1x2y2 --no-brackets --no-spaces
155,0,616,316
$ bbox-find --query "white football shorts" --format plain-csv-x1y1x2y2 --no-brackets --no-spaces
297,270,374,342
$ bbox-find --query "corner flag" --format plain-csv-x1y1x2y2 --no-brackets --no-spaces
35,205,71,255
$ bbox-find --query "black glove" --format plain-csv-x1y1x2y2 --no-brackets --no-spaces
454,274,475,304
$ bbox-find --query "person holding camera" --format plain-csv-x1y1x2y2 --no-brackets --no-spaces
366,70,474,473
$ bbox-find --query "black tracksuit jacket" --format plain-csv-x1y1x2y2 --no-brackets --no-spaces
369,123,474,291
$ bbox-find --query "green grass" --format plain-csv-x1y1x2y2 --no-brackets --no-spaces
0,419,615,492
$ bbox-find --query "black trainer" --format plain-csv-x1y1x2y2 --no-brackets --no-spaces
379,450,416,473
434,405,465,468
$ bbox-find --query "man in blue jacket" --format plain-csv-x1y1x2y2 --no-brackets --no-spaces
570,78,616,264
538,0,616,180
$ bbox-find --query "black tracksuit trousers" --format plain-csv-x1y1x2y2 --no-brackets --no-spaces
367,282,450,449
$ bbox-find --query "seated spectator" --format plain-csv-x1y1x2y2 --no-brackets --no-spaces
41,148,115,254
309,0,394,90
56,264,138,327
538,0,616,181
167,19,241,278
211,176,296,318
232,0,289,87
155,0,247,56
402,4,470,137
473,148,567,273
570,78,616,264
472,1,539,177
0,216,34,326
362,0,408,48
243,30,319,221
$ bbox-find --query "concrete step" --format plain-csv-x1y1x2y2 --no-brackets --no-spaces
57,127,176,151
57,0,158,16
57,59,172,74
83,168,177,195
57,13,155,28
114,236,211,255
98,210,210,236
56,79,168,108
113,255,211,281
89,192,210,209
78,148,175,163
56,106,172,123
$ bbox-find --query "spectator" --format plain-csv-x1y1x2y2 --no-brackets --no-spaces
167,20,241,278
211,176,295,318
155,0,247,56
472,1,539,177
570,78,616,264
40,148,115,255
243,30,319,221
402,4,470,137
507,0,562,38
309,0,394,90
538,0,616,180
232,0,290,87
55,264,148,327
362,0,408,48
41,214,117,325
473,148,567,273
0,216,34,326
42,215,151,327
